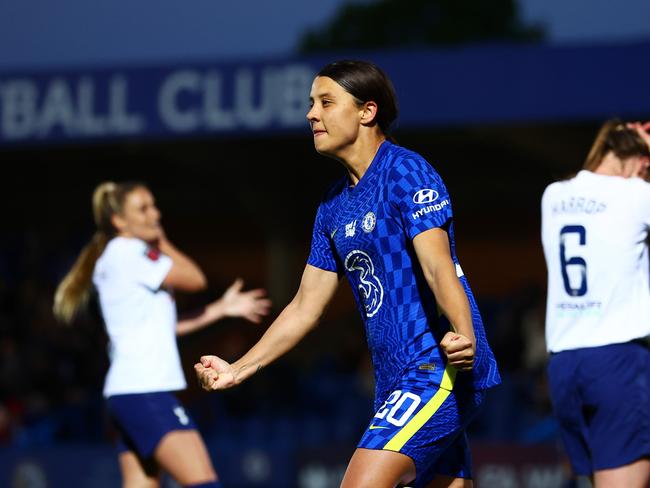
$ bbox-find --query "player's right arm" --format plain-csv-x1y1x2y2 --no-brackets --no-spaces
194,264,339,391
158,233,208,292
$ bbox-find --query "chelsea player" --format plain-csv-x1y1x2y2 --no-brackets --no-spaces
195,60,500,488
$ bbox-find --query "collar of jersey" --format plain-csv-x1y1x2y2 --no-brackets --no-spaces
346,140,391,196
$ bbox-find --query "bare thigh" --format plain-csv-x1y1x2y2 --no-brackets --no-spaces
154,429,218,485
341,447,416,488
118,450,160,488
593,457,650,488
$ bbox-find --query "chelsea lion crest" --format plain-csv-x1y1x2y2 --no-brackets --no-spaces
362,211,376,233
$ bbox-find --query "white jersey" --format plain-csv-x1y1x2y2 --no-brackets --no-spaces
541,170,650,353
93,236,187,396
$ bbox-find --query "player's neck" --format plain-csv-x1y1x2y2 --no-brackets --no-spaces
593,153,626,177
340,134,386,186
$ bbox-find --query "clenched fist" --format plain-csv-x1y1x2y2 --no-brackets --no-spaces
440,332,475,371
194,355,237,391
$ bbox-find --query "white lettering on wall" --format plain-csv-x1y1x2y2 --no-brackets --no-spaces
37,78,75,136
0,79,37,139
157,64,315,133
108,76,144,134
0,75,144,140
158,70,201,132
235,68,273,128
0,63,315,142
280,65,313,125
77,77,107,135
203,71,235,130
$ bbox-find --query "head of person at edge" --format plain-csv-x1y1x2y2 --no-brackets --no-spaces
584,120,650,180
197,60,500,488
541,122,650,487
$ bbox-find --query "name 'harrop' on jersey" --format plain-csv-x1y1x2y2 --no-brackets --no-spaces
551,196,607,215
541,170,650,354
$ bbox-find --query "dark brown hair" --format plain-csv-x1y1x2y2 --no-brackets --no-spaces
584,118,650,171
317,60,399,136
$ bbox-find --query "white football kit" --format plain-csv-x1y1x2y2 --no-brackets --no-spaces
93,236,186,396
541,170,650,353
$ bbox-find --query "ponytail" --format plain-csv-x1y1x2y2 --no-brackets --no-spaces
53,181,128,324
53,232,108,324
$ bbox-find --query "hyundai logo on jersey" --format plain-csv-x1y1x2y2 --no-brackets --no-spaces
413,189,439,204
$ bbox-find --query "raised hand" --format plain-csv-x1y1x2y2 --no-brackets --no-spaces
440,331,475,371
627,121,650,148
194,355,237,391
216,278,272,324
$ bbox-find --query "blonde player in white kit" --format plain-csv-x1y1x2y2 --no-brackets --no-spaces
54,181,271,488
541,120,650,487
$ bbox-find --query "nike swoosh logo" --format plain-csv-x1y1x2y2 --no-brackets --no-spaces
330,228,338,238
369,425,390,430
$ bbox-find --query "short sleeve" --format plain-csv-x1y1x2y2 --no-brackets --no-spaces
388,156,453,240
133,249,173,290
111,238,173,290
306,204,342,274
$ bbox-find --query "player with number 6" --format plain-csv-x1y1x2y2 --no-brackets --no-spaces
541,119,650,487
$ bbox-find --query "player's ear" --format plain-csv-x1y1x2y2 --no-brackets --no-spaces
111,213,127,233
360,101,379,126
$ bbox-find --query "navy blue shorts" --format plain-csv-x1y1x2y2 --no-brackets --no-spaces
547,341,650,475
358,366,485,487
106,391,198,458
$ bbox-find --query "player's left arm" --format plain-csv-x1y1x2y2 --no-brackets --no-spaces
176,278,271,336
413,227,476,371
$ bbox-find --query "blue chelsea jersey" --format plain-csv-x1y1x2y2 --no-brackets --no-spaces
307,141,500,404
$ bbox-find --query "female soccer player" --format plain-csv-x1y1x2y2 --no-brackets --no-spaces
195,60,500,488
541,120,650,487
54,181,271,488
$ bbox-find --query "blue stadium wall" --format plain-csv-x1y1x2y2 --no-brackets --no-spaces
1,41,649,147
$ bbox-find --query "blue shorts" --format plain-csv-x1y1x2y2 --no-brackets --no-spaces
547,341,650,475
106,391,198,458
358,366,485,488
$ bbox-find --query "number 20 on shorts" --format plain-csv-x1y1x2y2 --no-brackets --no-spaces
374,390,422,427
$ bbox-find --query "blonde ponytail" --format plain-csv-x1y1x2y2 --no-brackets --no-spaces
53,182,121,324
53,232,108,324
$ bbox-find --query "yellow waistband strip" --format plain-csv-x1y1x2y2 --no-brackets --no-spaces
383,366,457,452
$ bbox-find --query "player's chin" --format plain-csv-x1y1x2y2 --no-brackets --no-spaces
313,140,335,157
139,229,161,243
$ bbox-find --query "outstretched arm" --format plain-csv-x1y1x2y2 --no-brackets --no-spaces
413,227,476,371
194,264,340,390
176,278,272,336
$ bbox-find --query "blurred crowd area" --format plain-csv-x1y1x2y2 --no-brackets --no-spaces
0,228,557,453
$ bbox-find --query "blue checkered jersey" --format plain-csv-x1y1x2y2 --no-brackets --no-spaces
307,141,500,406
